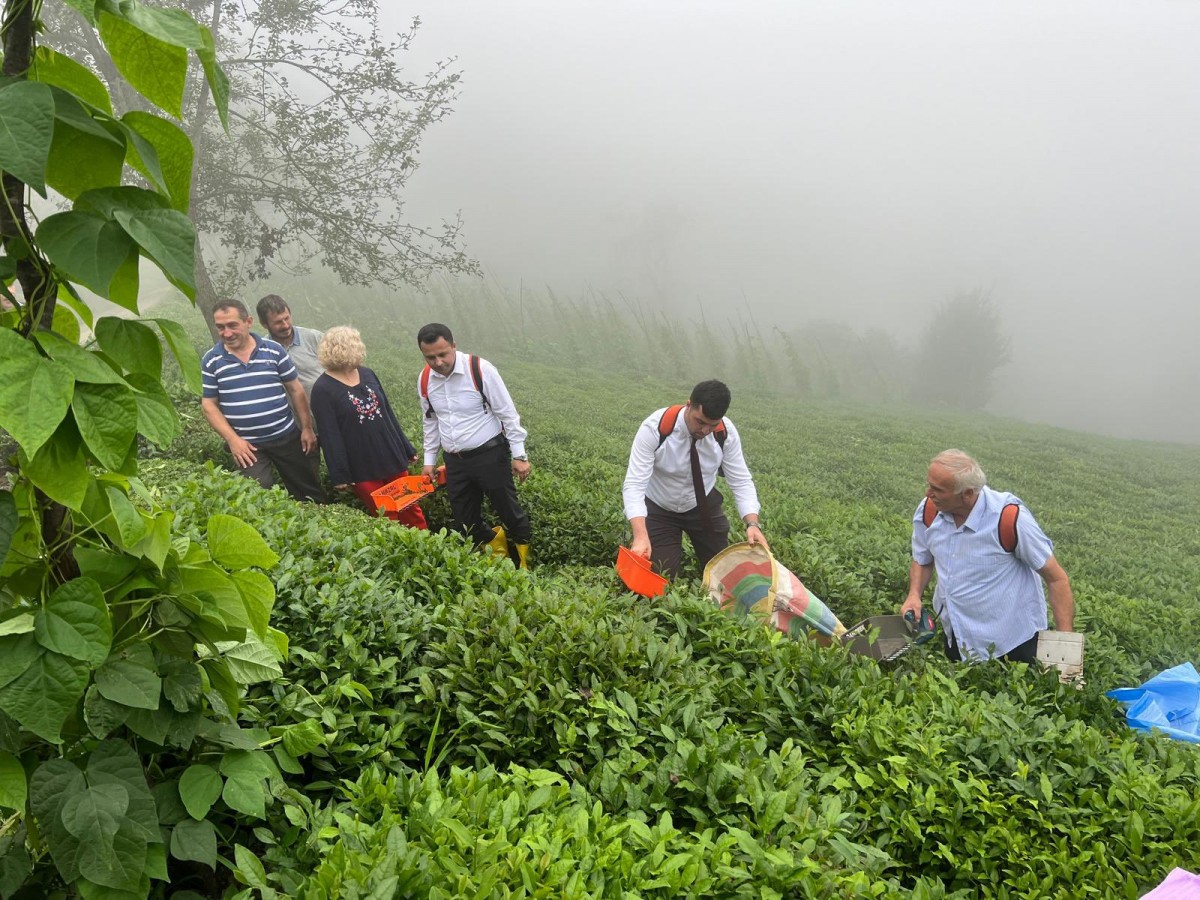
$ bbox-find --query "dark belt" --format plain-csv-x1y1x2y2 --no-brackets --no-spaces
444,434,506,460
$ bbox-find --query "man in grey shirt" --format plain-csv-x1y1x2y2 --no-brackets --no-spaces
256,294,324,395
257,294,324,477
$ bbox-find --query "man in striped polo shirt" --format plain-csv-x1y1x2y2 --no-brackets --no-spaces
899,449,1074,662
200,299,324,501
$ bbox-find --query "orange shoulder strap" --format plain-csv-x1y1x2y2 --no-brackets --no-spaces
921,497,938,527
998,503,1020,553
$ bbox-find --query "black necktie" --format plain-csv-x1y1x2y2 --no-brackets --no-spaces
690,438,711,530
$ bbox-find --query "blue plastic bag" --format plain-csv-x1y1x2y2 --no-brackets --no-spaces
1107,662,1200,744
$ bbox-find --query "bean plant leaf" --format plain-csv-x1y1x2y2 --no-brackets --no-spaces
233,844,270,889
62,783,129,840
0,647,90,742
221,772,265,819
281,720,324,758
0,612,35,637
0,634,41,691
0,750,27,810
95,318,162,377
97,4,188,118
207,514,279,571
179,563,247,630
196,33,230,133
0,80,54,194
88,740,158,841
33,331,126,385
37,212,135,300
220,636,282,685
95,643,161,710
72,383,139,471
0,328,74,456
45,117,126,202
121,111,193,212
32,46,113,114
126,374,179,449
29,759,87,881
35,577,112,665
131,508,174,570
76,822,147,892
103,485,148,547
21,420,91,511
170,818,217,867
178,765,222,821
84,686,130,739
231,570,274,641
150,317,202,393
112,208,196,297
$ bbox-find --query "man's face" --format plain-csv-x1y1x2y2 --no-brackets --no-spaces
420,337,457,377
263,308,294,344
683,402,723,441
926,462,975,517
213,308,253,351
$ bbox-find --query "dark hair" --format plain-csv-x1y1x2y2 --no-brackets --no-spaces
417,322,454,346
256,293,290,321
212,298,250,320
689,380,731,420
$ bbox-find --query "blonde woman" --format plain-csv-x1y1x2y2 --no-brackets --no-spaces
311,326,427,528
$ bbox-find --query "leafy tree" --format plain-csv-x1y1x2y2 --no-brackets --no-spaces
0,1,302,894
910,288,1011,411
45,0,478,338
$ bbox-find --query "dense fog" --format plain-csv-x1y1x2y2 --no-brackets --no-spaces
388,1,1200,443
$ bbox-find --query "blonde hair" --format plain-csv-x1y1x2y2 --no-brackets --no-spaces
931,449,987,492
318,326,366,371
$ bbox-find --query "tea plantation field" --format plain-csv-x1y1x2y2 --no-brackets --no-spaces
143,346,1200,899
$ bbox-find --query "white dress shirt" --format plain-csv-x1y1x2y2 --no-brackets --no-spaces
622,407,761,520
418,352,528,465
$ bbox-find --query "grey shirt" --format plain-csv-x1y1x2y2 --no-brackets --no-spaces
284,325,324,396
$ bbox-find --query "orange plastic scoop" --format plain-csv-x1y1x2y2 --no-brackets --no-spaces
370,466,446,514
615,545,668,598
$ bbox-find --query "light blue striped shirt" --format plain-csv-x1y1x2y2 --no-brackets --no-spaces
201,335,298,443
913,486,1054,661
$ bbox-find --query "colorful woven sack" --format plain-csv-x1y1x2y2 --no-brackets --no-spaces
703,542,846,640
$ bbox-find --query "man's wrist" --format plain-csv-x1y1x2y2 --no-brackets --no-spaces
512,455,529,462
745,521,762,532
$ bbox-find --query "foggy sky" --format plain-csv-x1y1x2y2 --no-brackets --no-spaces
387,1,1200,443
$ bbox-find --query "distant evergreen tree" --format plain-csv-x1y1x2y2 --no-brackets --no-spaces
911,289,1011,410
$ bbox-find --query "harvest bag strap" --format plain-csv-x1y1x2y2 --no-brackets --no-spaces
421,354,488,418
921,497,1020,553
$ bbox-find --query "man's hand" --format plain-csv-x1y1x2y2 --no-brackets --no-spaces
630,533,652,559
512,458,531,483
300,426,317,454
423,464,436,481
744,523,769,552
899,595,923,620
229,436,257,469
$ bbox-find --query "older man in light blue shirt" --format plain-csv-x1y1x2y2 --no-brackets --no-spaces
900,449,1074,662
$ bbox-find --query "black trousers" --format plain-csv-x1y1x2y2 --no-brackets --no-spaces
237,430,325,502
943,630,1039,663
645,488,730,579
444,442,531,546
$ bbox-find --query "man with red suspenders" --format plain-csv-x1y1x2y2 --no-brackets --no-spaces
622,380,769,579
900,449,1075,662
416,323,532,568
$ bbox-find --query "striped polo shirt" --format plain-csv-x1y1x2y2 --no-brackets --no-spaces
201,334,299,443
912,486,1055,661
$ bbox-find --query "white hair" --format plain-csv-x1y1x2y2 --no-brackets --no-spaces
931,449,986,492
